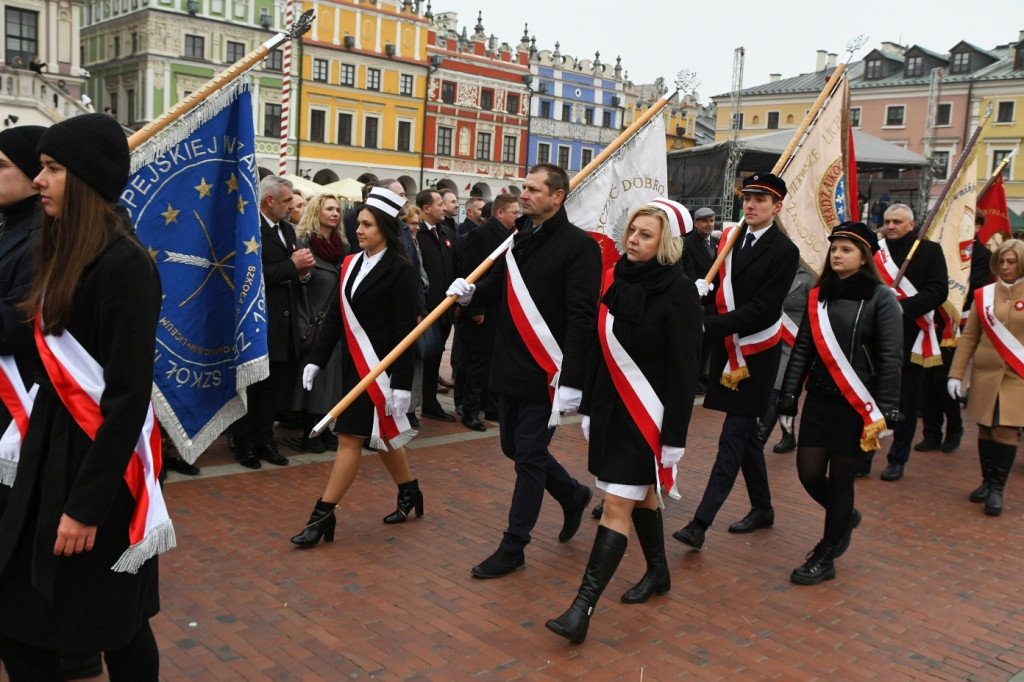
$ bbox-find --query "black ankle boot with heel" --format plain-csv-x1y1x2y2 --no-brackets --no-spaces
621,507,670,604
290,498,337,547
383,479,424,524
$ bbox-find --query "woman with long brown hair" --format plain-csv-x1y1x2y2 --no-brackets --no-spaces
0,114,169,680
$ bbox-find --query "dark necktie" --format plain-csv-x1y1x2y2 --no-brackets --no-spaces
736,232,755,266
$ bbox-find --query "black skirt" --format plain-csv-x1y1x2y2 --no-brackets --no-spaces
798,390,873,460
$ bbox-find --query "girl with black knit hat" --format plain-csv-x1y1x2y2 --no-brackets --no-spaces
0,113,169,680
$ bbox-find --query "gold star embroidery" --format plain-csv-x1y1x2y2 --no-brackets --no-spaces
237,196,250,214
147,245,159,261
243,236,260,254
161,204,180,224
224,173,239,194
194,178,213,199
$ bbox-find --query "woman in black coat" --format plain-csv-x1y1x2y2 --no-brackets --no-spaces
291,187,423,548
777,222,903,585
0,114,168,680
546,200,702,644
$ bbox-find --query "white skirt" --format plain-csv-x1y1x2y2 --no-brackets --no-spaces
595,478,649,501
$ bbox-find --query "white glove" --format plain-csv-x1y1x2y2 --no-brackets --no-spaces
391,389,411,417
779,415,794,433
446,277,476,305
581,415,591,442
947,378,962,401
302,364,320,391
661,444,685,468
557,385,583,416
695,279,714,297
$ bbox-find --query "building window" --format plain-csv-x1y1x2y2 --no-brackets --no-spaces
185,34,204,59
993,150,1013,179
539,100,551,118
480,89,493,110
441,81,455,104
931,151,949,180
951,52,970,73
935,103,951,126
126,89,135,124
850,107,861,128
5,8,38,65
885,105,905,127
506,93,520,114
397,121,412,151
603,110,613,127
312,58,328,82
537,142,550,164
364,116,379,148
502,135,517,163
399,73,413,96
561,104,571,122
905,56,922,77
476,132,491,160
997,101,1015,124
581,148,593,167
735,112,744,129
865,59,883,79
310,109,325,142
437,126,453,156
584,108,594,125
767,111,780,129
225,40,244,63
340,63,355,86
263,103,281,137
114,35,120,58
557,146,570,169
109,92,118,115
131,32,138,54
366,68,380,91
267,49,282,71
337,112,352,145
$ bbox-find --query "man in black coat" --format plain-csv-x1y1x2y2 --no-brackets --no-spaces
415,189,457,421
874,203,948,481
469,163,600,579
458,196,486,236
673,173,800,550
234,176,315,468
457,194,521,431
682,207,720,392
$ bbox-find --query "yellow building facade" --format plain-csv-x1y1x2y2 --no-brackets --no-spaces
976,92,1024,216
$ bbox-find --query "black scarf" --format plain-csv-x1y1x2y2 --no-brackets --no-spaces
601,257,681,324
819,270,880,304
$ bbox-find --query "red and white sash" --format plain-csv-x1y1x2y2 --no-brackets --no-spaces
339,253,415,450
33,320,175,573
596,271,679,503
975,283,1024,379
715,225,783,388
781,312,799,348
506,248,565,427
874,239,942,367
0,356,36,486
807,288,889,451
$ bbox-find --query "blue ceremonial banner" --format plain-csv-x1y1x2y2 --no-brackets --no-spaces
121,79,268,462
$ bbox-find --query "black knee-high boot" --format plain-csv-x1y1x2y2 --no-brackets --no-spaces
621,508,670,604
970,439,994,503
986,443,1017,517
545,525,627,643
383,479,424,524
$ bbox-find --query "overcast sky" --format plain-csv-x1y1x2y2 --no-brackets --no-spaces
431,0,1024,101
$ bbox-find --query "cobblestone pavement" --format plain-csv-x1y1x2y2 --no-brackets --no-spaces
11,393,1024,681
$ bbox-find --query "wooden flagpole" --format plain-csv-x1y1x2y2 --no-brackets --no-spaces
127,9,314,152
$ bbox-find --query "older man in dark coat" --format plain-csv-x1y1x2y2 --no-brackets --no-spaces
682,207,720,392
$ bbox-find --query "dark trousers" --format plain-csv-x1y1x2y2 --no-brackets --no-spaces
461,347,496,417
921,347,962,442
888,362,925,464
498,395,584,553
452,318,465,408
694,413,772,527
0,621,158,682
421,351,445,413
236,360,294,452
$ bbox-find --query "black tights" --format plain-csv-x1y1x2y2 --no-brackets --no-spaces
0,621,158,682
796,447,862,545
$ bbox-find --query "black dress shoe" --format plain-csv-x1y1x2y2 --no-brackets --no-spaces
672,521,705,549
558,486,592,542
941,429,962,453
591,500,604,519
421,407,456,422
461,414,487,432
772,431,796,453
472,548,525,578
880,462,904,481
236,450,261,469
168,456,201,476
406,412,420,428
914,438,941,452
728,507,775,533
259,444,289,466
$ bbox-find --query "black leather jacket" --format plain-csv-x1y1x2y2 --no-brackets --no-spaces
780,273,903,414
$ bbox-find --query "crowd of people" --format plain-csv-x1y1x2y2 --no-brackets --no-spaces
0,110,1021,679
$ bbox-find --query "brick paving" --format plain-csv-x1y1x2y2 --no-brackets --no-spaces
7,393,1024,681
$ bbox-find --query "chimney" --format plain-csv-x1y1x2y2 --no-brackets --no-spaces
1019,29,1024,42
880,41,906,57
769,73,781,83
826,53,837,69
815,49,827,71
